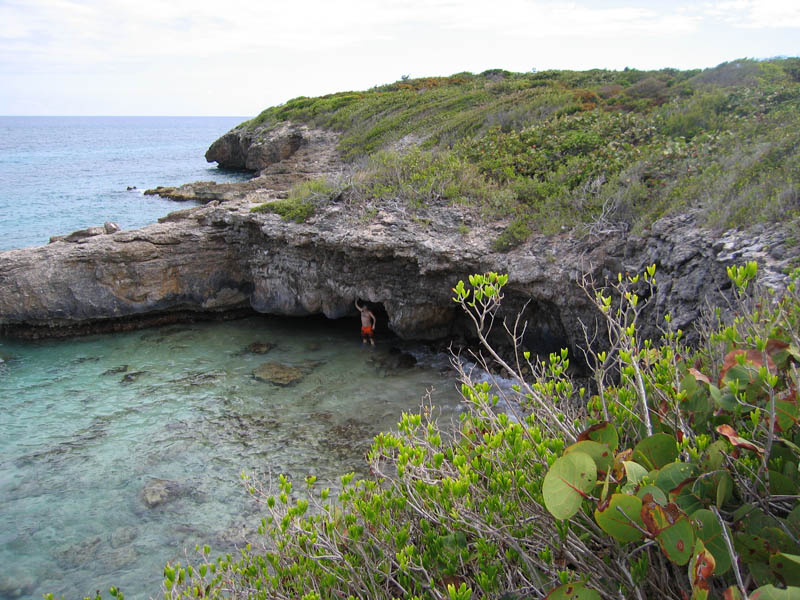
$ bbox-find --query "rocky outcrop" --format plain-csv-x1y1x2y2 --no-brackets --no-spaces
49,221,120,243
0,208,253,337
1,120,796,354
205,121,340,174
0,188,795,355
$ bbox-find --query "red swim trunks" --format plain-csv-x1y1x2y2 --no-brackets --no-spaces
361,326,374,337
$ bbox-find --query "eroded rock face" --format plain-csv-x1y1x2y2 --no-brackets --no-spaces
205,122,338,173
0,207,252,337
0,192,796,355
1,121,797,355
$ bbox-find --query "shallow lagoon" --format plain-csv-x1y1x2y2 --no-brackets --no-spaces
0,315,464,599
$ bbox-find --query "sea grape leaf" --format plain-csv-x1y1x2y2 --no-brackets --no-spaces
688,368,711,385
636,484,667,505
761,527,800,554
655,462,698,495
722,587,744,600
716,471,734,509
720,349,775,386
577,421,619,451
681,372,713,420
734,533,777,564
673,481,705,515
623,461,649,486
750,584,800,599
657,515,695,565
633,433,679,470
543,581,601,600
594,493,644,543
542,452,597,520
700,440,727,471
769,470,797,496
689,538,716,599
564,440,613,475
774,394,799,433
769,553,800,587
787,504,800,538
716,424,765,456
693,509,732,575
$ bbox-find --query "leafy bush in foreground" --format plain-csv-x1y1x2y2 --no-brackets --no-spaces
136,263,800,600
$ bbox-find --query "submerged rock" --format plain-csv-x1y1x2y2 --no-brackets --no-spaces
0,569,37,599
140,477,182,509
253,362,305,386
367,347,417,375
120,371,148,385
110,526,138,548
55,535,102,568
245,341,275,354
101,545,138,571
102,365,129,376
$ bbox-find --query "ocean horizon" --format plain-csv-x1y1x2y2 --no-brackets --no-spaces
0,116,250,251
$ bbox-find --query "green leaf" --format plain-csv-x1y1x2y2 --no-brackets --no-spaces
656,462,698,495
734,533,776,565
564,440,614,475
544,582,601,600
722,586,744,600
716,471,734,509
750,585,800,599
769,470,797,496
774,397,799,432
700,440,727,472
657,516,695,565
594,493,645,543
636,484,668,505
543,453,597,520
623,461,649,486
769,553,800,587
693,509,732,575
577,421,619,451
633,433,679,470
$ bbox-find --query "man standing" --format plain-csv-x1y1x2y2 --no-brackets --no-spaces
355,299,376,346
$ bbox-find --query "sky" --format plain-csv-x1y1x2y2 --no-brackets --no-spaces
1,0,799,117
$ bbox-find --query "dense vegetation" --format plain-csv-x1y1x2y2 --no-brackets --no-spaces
248,58,800,243
63,60,800,599
97,263,798,600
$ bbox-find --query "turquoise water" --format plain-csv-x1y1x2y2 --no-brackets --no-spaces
0,117,466,599
0,116,250,251
0,316,463,599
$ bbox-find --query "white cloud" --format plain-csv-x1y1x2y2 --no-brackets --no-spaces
700,0,800,28
0,0,797,114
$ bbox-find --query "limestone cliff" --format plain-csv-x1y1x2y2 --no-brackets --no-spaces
0,123,795,352
0,189,793,354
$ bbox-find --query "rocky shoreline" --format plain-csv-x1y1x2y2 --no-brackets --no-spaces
1,122,796,356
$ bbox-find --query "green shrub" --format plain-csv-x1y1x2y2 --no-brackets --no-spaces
58,265,800,599
492,216,531,251
250,178,338,222
250,197,315,222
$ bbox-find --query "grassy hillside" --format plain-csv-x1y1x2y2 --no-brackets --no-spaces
247,58,800,244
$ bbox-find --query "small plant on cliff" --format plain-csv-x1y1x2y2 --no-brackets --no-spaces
250,179,337,223
137,263,800,600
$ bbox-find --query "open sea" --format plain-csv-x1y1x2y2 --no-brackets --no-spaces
0,117,464,599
